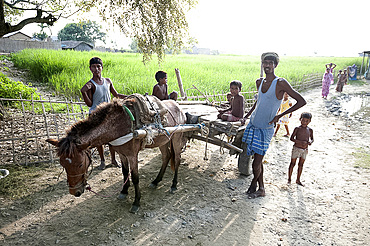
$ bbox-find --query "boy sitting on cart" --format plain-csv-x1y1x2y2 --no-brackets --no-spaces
217,80,245,122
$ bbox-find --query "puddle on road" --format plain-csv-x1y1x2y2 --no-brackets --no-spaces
341,94,370,116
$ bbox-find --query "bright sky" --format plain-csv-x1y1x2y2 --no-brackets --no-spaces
187,0,369,57
22,0,369,57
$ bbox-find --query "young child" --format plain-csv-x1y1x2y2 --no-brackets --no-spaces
218,92,233,109
226,92,233,105
273,92,293,137
217,80,244,122
288,112,314,186
152,71,178,100
80,57,126,170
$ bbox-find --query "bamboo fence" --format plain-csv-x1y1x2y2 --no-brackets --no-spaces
0,73,323,166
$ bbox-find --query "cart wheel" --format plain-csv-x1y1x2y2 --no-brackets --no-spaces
237,143,252,176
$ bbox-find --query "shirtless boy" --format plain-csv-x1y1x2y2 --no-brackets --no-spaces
152,71,178,100
217,80,244,122
288,112,314,186
80,57,126,170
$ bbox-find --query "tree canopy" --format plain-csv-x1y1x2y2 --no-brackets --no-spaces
58,21,106,45
1,0,197,62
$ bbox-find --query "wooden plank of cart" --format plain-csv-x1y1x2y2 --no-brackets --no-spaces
179,103,252,176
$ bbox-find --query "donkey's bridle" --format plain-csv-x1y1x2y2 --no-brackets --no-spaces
65,150,92,190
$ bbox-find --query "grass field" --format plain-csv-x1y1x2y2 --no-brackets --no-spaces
10,49,363,99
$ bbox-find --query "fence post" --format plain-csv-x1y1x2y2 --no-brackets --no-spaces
19,93,28,165
175,68,187,100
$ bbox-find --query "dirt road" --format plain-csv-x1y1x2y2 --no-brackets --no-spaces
0,81,369,246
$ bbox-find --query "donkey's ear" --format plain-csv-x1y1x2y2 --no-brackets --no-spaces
46,139,59,146
77,142,91,150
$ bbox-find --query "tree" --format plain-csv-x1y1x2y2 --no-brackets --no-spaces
58,21,106,45
0,0,91,37
129,39,139,53
32,23,49,41
2,0,197,62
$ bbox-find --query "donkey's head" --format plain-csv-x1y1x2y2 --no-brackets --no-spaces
46,138,91,197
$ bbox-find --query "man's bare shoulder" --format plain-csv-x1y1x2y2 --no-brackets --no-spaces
81,80,94,91
256,77,263,87
277,77,289,84
105,77,113,84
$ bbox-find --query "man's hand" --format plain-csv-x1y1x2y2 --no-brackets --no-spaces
269,115,281,125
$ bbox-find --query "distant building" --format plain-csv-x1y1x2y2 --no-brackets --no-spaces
184,46,218,55
47,36,59,42
61,41,94,51
2,32,32,40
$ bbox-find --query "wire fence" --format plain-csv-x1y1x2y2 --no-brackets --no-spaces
0,73,323,166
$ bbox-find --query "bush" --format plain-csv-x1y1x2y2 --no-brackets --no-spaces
0,72,40,104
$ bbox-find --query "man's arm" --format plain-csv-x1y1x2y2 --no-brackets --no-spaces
81,81,94,107
269,79,306,125
107,78,126,99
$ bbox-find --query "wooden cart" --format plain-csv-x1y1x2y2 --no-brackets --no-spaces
179,103,252,176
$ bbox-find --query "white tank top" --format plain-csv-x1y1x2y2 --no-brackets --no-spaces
89,78,110,114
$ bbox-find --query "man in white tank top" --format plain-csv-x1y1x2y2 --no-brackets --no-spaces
241,52,306,199
81,57,127,170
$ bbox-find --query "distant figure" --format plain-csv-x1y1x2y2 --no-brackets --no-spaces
152,71,178,100
325,62,336,84
322,67,333,99
343,69,348,84
217,80,244,122
273,92,293,137
288,112,314,186
336,69,347,92
337,70,343,81
81,57,126,170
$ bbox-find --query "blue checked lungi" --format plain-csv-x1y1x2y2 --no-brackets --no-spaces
242,123,274,156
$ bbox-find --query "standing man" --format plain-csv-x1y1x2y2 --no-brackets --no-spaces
241,52,306,198
81,57,127,170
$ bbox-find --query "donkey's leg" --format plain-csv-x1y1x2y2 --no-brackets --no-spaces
118,154,130,200
128,155,140,214
150,144,171,188
170,134,187,193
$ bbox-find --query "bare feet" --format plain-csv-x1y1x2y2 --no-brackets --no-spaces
287,179,291,185
248,189,265,199
246,185,257,194
283,134,290,137
273,134,276,137
296,181,305,186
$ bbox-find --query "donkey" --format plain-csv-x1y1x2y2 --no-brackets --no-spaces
47,96,188,213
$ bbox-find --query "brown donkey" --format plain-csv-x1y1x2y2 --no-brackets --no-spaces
47,97,188,213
